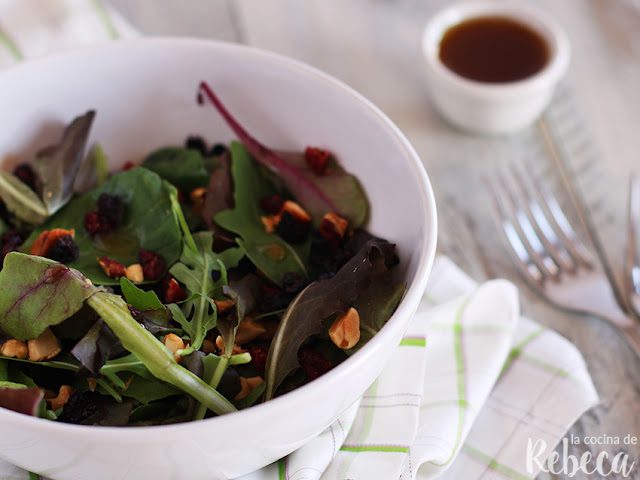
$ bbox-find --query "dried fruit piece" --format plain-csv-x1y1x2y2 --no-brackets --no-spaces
139,249,166,281
328,307,361,349
299,347,332,380
13,163,38,191
304,146,330,175
30,229,76,257
163,277,187,303
319,212,348,247
97,256,126,278
259,194,286,215
47,234,80,263
85,193,123,235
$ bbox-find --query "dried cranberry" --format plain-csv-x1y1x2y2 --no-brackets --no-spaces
185,135,208,155
304,146,330,175
276,211,309,244
139,249,166,281
84,211,111,235
13,163,38,191
163,278,187,304
309,231,350,276
245,343,269,377
299,347,332,380
97,193,122,228
121,161,136,171
47,234,80,263
259,194,286,215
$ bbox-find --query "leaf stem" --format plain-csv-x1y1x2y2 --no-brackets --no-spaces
86,291,236,416
193,356,229,420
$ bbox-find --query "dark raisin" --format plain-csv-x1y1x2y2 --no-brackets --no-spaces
139,249,166,281
259,285,291,312
1,230,26,265
259,194,286,215
47,234,79,263
299,347,332,380
13,163,38,191
97,193,122,228
276,210,309,244
58,391,98,424
210,143,228,157
281,272,308,295
211,270,222,282
84,211,111,235
185,135,208,155
309,231,350,276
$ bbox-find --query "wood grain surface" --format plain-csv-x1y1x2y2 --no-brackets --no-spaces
111,1,640,477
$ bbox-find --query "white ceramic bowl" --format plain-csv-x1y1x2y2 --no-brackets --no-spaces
0,38,437,480
421,1,570,135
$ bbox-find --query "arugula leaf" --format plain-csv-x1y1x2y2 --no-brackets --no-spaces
24,167,183,285
199,82,370,227
0,253,237,416
0,253,95,340
0,171,48,224
215,142,309,285
263,239,398,400
33,111,95,215
169,231,244,355
142,147,211,193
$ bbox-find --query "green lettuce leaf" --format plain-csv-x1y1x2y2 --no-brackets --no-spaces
24,167,183,285
215,142,309,285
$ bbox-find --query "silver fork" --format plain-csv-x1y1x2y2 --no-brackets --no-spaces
487,166,640,357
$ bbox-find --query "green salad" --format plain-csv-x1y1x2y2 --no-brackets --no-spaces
0,82,405,426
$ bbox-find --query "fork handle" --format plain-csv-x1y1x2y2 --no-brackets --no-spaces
621,323,640,358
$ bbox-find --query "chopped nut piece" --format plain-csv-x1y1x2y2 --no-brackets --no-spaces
261,215,280,234
87,378,98,391
214,335,246,357
190,187,208,215
97,256,126,278
328,307,361,349
125,263,144,283
163,333,186,362
28,328,62,362
234,376,264,401
0,339,28,359
45,385,74,411
319,212,349,247
235,317,268,345
213,298,235,314
280,200,311,224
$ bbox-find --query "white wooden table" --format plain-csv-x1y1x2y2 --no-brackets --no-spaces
111,0,640,477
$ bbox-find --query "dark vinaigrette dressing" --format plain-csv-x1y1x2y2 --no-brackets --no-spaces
439,16,550,83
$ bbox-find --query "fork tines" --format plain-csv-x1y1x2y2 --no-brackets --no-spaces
486,164,593,285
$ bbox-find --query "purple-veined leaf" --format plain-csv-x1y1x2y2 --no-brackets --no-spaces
0,383,45,417
198,82,369,227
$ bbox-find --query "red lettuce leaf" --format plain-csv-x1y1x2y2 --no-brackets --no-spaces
0,384,45,417
198,82,369,227
263,239,397,400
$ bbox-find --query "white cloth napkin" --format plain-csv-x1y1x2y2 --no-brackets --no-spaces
0,2,599,479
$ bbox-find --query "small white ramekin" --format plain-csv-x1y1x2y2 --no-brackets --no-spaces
421,1,570,135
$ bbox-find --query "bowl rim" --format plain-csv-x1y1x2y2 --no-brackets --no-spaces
421,0,570,99
0,36,437,437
